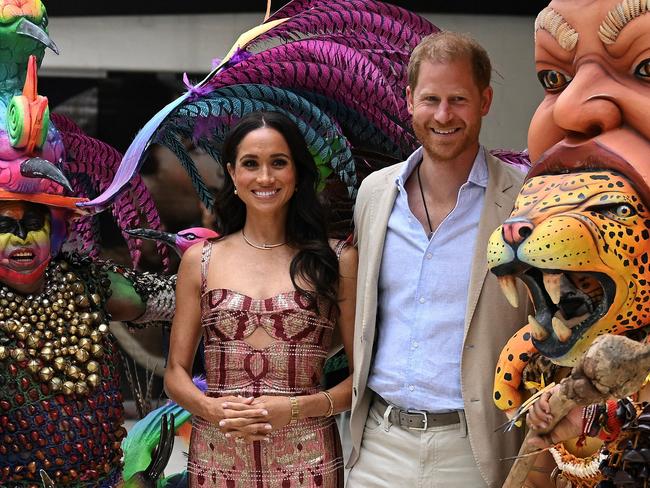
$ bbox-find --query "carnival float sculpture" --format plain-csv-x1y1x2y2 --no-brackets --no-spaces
488,0,650,486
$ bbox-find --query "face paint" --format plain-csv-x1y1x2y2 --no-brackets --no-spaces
0,201,51,291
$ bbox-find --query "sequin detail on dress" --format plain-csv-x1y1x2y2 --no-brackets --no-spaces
187,242,344,487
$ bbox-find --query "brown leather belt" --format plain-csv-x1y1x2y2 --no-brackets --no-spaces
375,395,461,430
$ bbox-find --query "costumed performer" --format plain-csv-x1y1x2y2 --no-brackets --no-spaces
0,1,184,486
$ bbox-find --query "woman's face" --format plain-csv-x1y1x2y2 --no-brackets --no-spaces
227,127,297,216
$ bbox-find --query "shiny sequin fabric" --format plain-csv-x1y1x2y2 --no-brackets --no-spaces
187,241,344,488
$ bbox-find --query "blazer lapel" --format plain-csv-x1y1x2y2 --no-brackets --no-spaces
464,152,521,337
358,167,399,377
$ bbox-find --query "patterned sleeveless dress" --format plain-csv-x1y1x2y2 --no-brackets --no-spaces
187,241,345,487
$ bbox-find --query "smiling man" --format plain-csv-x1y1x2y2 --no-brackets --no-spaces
347,32,530,487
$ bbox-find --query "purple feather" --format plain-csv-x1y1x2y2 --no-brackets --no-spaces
213,60,411,144
79,92,192,211
183,73,214,101
255,7,431,50
267,0,435,38
193,376,208,393
490,149,532,174
216,40,402,109
58,127,167,267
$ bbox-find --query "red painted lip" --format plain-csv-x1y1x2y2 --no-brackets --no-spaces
529,140,650,207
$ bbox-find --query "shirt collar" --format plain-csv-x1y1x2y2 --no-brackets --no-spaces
395,146,489,190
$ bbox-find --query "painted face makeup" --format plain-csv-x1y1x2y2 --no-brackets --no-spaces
0,201,51,292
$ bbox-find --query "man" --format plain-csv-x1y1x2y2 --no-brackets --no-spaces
347,32,530,487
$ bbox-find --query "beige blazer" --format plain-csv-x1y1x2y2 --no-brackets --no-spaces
349,148,529,487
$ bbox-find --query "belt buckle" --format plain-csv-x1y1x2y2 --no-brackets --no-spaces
406,409,428,430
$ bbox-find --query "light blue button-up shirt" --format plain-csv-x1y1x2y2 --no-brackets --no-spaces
367,146,488,412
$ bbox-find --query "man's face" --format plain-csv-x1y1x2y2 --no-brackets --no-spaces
406,58,493,164
0,201,51,293
528,0,650,198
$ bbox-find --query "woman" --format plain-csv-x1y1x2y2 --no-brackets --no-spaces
164,111,356,488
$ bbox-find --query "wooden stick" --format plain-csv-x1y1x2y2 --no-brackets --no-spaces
503,334,650,487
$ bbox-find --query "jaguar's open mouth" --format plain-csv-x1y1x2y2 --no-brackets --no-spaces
496,267,615,359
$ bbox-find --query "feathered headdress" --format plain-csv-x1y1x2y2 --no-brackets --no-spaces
79,0,439,214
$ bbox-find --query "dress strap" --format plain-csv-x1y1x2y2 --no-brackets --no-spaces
200,240,213,295
333,239,348,260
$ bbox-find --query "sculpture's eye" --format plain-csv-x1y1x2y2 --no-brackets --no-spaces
591,203,637,220
612,203,635,218
634,58,650,79
537,70,573,92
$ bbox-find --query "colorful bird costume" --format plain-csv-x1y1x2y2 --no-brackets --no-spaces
0,1,177,487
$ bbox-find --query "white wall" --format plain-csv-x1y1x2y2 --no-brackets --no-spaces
43,12,543,150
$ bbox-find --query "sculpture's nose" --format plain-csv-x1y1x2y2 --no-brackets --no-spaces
502,218,534,247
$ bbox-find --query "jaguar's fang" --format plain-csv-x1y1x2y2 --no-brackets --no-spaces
498,275,519,308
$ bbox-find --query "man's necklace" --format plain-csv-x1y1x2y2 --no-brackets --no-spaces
416,162,434,237
241,229,287,250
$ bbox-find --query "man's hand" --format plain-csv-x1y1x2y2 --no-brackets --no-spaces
526,385,583,449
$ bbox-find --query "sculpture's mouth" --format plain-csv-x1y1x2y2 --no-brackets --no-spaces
496,266,615,359
530,140,650,208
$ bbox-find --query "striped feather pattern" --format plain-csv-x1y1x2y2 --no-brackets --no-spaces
83,0,438,208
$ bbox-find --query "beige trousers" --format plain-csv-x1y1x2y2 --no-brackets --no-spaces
346,399,487,488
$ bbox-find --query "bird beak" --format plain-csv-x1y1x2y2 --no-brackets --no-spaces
21,157,73,193
125,228,177,247
16,18,59,55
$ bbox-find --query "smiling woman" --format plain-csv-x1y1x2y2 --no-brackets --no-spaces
164,111,357,488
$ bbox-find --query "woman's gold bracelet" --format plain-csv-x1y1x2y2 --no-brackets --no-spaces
289,396,300,423
321,390,335,418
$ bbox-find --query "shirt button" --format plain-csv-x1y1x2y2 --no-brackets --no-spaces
425,253,433,260
412,341,418,349
419,297,425,304
409,385,415,392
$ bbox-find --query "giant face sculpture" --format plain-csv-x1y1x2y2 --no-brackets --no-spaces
491,0,650,413
528,0,650,195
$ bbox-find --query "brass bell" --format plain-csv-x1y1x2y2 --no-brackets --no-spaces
38,367,54,382
27,359,41,373
49,377,62,391
40,347,54,361
11,348,26,361
74,381,89,396
53,357,66,371
91,344,104,358
75,349,89,363
62,381,74,395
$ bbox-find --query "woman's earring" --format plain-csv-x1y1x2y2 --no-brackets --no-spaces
234,188,238,195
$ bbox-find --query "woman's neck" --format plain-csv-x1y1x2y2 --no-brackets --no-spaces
241,210,288,245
